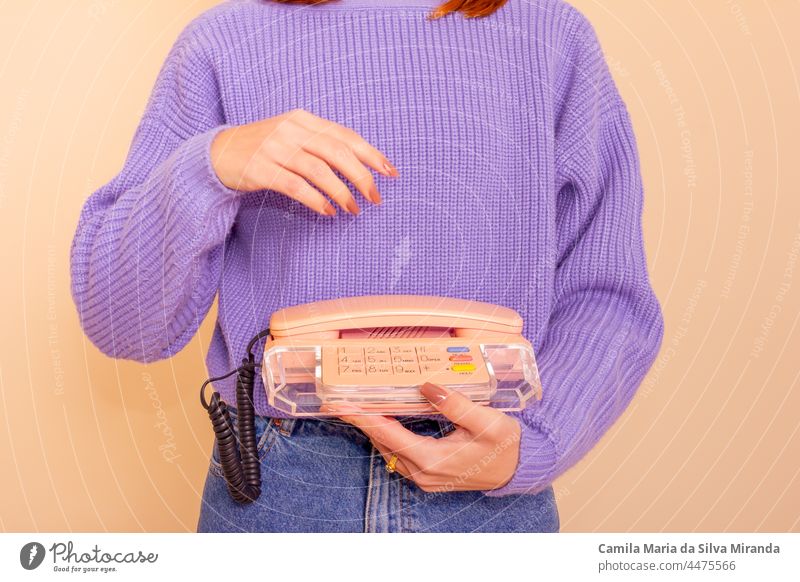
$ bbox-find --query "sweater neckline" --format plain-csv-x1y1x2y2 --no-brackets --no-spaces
278,0,443,10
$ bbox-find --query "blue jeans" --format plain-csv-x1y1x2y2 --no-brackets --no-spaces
197,407,560,533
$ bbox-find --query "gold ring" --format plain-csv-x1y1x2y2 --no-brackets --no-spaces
385,454,399,473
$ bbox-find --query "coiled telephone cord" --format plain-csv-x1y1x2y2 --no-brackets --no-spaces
199,329,271,504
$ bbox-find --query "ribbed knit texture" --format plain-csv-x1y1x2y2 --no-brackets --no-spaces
70,0,664,496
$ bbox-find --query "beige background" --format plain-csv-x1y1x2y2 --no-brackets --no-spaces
0,0,798,532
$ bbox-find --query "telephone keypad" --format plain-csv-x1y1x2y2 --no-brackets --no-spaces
325,342,489,386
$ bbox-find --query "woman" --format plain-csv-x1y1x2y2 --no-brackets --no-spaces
70,0,664,532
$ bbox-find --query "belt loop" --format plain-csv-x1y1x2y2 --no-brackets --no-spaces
272,417,298,437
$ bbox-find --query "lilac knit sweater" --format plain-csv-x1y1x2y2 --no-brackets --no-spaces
70,0,664,496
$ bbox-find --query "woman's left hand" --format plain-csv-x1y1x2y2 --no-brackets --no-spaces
323,383,521,492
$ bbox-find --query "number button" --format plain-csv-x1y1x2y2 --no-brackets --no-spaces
338,346,364,355
390,346,415,352
339,365,365,376
365,346,389,355
367,364,391,376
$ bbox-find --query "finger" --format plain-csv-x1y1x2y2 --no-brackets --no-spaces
373,441,470,493
267,165,337,216
321,405,433,463
282,151,362,214
372,440,416,480
293,110,399,178
419,382,509,437
302,134,380,205
341,128,399,179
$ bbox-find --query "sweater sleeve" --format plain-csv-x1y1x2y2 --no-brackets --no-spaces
484,11,664,496
70,20,240,363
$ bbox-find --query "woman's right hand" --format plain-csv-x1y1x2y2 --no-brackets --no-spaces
210,108,398,216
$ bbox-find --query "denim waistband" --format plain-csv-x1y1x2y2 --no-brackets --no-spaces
224,406,456,439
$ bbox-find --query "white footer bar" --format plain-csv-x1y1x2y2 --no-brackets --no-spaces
1,532,797,581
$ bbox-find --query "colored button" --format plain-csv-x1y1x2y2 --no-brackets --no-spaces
451,363,476,372
449,354,473,362
447,346,470,353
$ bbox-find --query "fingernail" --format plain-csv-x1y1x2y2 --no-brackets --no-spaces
369,185,382,204
323,204,336,216
420,382,449,407
347,200,361,215
382,161,398,177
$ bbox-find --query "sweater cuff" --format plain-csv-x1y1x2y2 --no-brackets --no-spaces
168,125,240,242
482,412,559,497
156,125,241,357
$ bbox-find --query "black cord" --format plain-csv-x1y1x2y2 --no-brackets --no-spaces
246,328,272,356
199,328,270,504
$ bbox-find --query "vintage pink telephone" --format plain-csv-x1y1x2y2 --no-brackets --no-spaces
261,295,542,416
200,295,541,503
